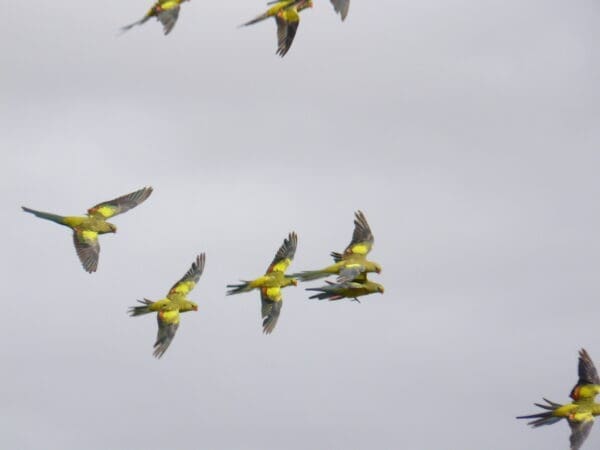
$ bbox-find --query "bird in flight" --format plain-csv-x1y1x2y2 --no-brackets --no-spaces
306,276,384,302
22,186,153,273
517,348,600,450
121,0,190,35
294,210,381,283
241,0,313,57
227,232,298,334
129,254,205,358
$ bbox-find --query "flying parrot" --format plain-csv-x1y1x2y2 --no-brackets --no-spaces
294,210,381,283
517,348,600,450
240,0,313,57
22,186,153,273
121,0,190,35
129,253,205,358
227,232,298,334
330,0,349,20
306,276,384,302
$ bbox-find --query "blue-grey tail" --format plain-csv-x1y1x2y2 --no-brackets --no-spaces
22,206,67,226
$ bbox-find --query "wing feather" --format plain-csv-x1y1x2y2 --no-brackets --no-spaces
267,232,297,273
342,210,374,258
87,186,153,219
168,253,205,298
72,230,100,273
153,309,180,358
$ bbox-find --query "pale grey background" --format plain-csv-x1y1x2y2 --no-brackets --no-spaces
2,0,600,449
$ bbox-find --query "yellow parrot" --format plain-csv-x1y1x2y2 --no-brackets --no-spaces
306,275,384,302
517,348,600,450
330,0,349,21
121,0,190,35
22,186,153,273
227,232,298,334
294,210,381,283
129,254,205,358
241,0,313,57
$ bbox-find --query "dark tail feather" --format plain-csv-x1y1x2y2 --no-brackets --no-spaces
226,281,253,296
22,206,67,226
516,398,563,427
128,299,153,317
120,16,150,34
306,282,343,301
239,12,270,27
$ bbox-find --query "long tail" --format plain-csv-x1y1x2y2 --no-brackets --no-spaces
239,12,270,27
128,299,154,317
293,269,331,282
22,206,68,226
306,282,343,301
226,281,254,296
516,398,563,427
120,15,151,34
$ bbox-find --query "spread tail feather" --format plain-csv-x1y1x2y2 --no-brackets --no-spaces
128,299,154,317
226,281,254,295
516,398,563,427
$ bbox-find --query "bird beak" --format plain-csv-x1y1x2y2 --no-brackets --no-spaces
380,287,385,294
193,305,198,311
292,279,298,286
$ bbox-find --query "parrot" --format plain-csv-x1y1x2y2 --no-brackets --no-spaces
129,253,205,358
227,232,298,334
240,0,313,57
22,186,153,273
306,276,384,302
330,0,349,21
517,348,600,450
294,210,381,283
121,0,190,35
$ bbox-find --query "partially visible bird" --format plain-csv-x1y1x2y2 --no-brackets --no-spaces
329,0,349,21
129,254,205,358
517,348,600,450
306,276,384,302
22,186,153,273
227,232,298,334
121,0,190,35
294,210,381,283
240,0,313,57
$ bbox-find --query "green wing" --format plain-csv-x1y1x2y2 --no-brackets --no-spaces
167,253,205,299
342,210,374,259
154,308,180,358
267,232,297,273
261,292,282,334
72,229,100,273
569,418,594,450
87,186,153,219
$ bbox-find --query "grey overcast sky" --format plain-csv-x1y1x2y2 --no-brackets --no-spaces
3,0,600,449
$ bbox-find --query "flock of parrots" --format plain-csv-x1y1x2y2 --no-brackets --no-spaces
21,186,384,357
21,3,597,447
21,186,600,449
120,0,347,57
